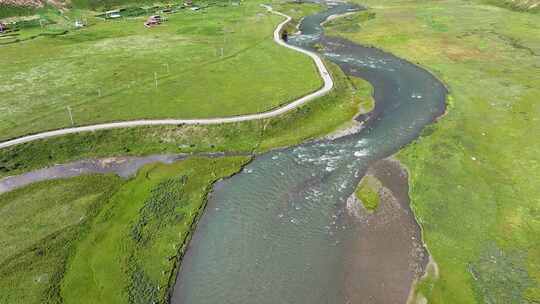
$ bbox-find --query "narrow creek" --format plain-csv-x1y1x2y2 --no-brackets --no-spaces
0,1,447,303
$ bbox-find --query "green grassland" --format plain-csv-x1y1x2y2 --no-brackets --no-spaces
0,5,40,19
326,0,540,303
0,62,374,178
0,174,124,303
0,156,249,304
355,174,381,212
61,156,249,304
0,0,322,141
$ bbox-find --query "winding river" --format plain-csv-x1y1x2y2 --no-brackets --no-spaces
0,1,447,303
170,1,447,303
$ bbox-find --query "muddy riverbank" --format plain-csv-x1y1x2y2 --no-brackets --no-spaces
345,158,428,303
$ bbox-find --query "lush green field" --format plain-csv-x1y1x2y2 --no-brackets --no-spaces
61,156,249,304
326,0,540,302
0,0,322,141
0,5,39,18
0,62,374,178
0,156,249,303
0,2,376,178
0,174,124,303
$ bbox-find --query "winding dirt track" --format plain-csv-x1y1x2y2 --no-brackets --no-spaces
0,5,333,150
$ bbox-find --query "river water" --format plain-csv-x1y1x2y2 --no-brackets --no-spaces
170,1,447,303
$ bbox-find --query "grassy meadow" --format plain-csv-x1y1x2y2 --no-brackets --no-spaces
325,0,540,302
0,156,249,303
0,0,322,141
0,174,124,303
61,156,249,304
0,4,42,19
0,62,374,178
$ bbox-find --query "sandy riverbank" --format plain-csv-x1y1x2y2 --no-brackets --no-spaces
344,158,428,303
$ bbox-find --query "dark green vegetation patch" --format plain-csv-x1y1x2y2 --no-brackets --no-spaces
128,175,188,303
130,175,188,245
355,175,381,212
0,4,38,18
469,243,536,304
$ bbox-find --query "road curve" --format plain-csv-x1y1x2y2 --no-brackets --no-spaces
0,5,333,150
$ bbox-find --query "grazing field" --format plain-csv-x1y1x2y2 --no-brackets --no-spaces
0,0,321,141
326,0,540,302
60,156,249,304
0,62,374,178
0,175,123,304
0,156,249,303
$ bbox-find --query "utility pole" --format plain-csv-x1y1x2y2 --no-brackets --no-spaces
66,106,74,125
